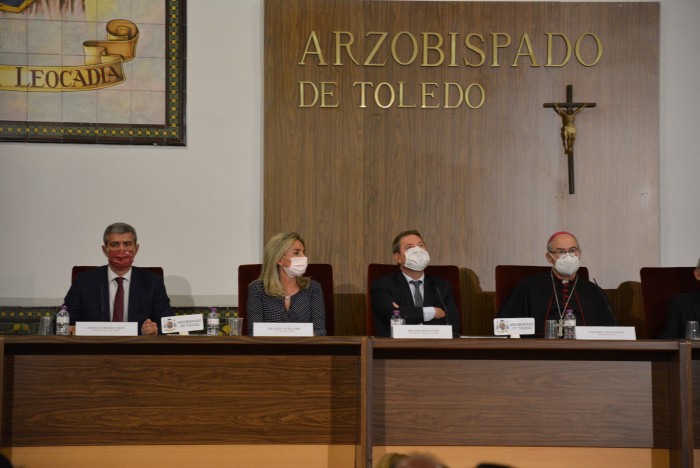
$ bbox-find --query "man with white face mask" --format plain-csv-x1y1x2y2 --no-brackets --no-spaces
370,230,461,337
63,222,173,335
496,231,616,337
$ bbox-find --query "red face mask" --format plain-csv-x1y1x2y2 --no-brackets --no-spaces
106,249,135,270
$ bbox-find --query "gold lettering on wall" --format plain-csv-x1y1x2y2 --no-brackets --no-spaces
297,30,602,69
333,31,359,65
295,30,602,108
464,34,486,67
512,33,539,67
575,33,603,67
546,33,572,67
298,81,339,107
345,81,485,109
298,31,327,65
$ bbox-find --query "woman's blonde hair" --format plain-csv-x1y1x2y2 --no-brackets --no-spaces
259,231,310,297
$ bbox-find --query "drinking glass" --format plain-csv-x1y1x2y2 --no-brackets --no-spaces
228,317,244,336
38,316,54,335
544,320,558,339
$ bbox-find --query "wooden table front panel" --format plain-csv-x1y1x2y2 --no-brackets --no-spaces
1,337,363,447
371,341,674,448
690,348,700,448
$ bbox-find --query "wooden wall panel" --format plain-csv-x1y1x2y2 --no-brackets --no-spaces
264,0,367,335
264,1,659,336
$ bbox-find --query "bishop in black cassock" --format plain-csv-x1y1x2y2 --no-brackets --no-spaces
496,271,617,336
496,231,617,337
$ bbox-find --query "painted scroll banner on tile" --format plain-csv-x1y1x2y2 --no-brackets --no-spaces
0,19,139,92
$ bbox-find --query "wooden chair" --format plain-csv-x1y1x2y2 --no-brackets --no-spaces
237,263,334,336
495,265,589,311
365,263,462,336
640,267,700,339
71,265,163,283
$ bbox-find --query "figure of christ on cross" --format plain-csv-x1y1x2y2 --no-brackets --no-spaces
543,84,596,194
553,102,587,155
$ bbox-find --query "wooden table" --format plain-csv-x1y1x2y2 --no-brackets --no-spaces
0,337,694,467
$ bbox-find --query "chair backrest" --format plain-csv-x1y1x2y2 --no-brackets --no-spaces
494,265,589,311
237,263,335,336
71,265,164,283
640,267,700,339
365,263,462,336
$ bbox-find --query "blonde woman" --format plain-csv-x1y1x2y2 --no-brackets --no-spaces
247,232,326,336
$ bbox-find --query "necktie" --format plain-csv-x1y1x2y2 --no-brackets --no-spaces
410,280,423,307
113,277,124,322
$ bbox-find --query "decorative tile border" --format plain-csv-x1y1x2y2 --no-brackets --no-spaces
0,305,237,335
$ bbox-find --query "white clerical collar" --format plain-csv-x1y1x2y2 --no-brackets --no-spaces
551,268,576,284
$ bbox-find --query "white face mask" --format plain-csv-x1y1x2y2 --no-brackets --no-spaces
403,246,430,271
552,253,580,277
282,256,308,278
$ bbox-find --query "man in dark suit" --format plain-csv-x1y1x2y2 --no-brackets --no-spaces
658,258,700,339
64,222,172,335
370,230,460,337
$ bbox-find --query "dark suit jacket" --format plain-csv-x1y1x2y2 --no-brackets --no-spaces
657,291,700,339
370,271,460,337
64,265,172,334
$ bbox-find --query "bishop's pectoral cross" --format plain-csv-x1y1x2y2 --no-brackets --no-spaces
557,319,565,338
543,85,596,194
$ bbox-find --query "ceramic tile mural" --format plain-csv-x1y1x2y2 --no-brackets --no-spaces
0,0,186,145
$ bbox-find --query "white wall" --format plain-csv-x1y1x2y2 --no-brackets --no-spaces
0,0,264,306
657,0,700,266
0,0,698,307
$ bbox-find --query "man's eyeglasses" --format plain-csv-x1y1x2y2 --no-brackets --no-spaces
549,247,580,257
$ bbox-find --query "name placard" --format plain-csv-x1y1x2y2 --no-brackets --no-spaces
75,321,137,336
253,322,313,337
575,326,636,340
161,314,204,334
392,324,453,339
493,318,535,337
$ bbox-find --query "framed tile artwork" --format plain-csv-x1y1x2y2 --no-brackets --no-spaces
0,0,186,145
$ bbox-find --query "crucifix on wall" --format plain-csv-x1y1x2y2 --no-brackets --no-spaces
543,85,596,194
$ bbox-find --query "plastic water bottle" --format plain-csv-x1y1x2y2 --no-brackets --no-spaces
206,307,220,336
390,310,405,338
56,305,70,336
563,308,576,339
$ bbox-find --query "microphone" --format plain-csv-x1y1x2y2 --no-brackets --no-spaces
434,282,457,337
593,278,618,326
